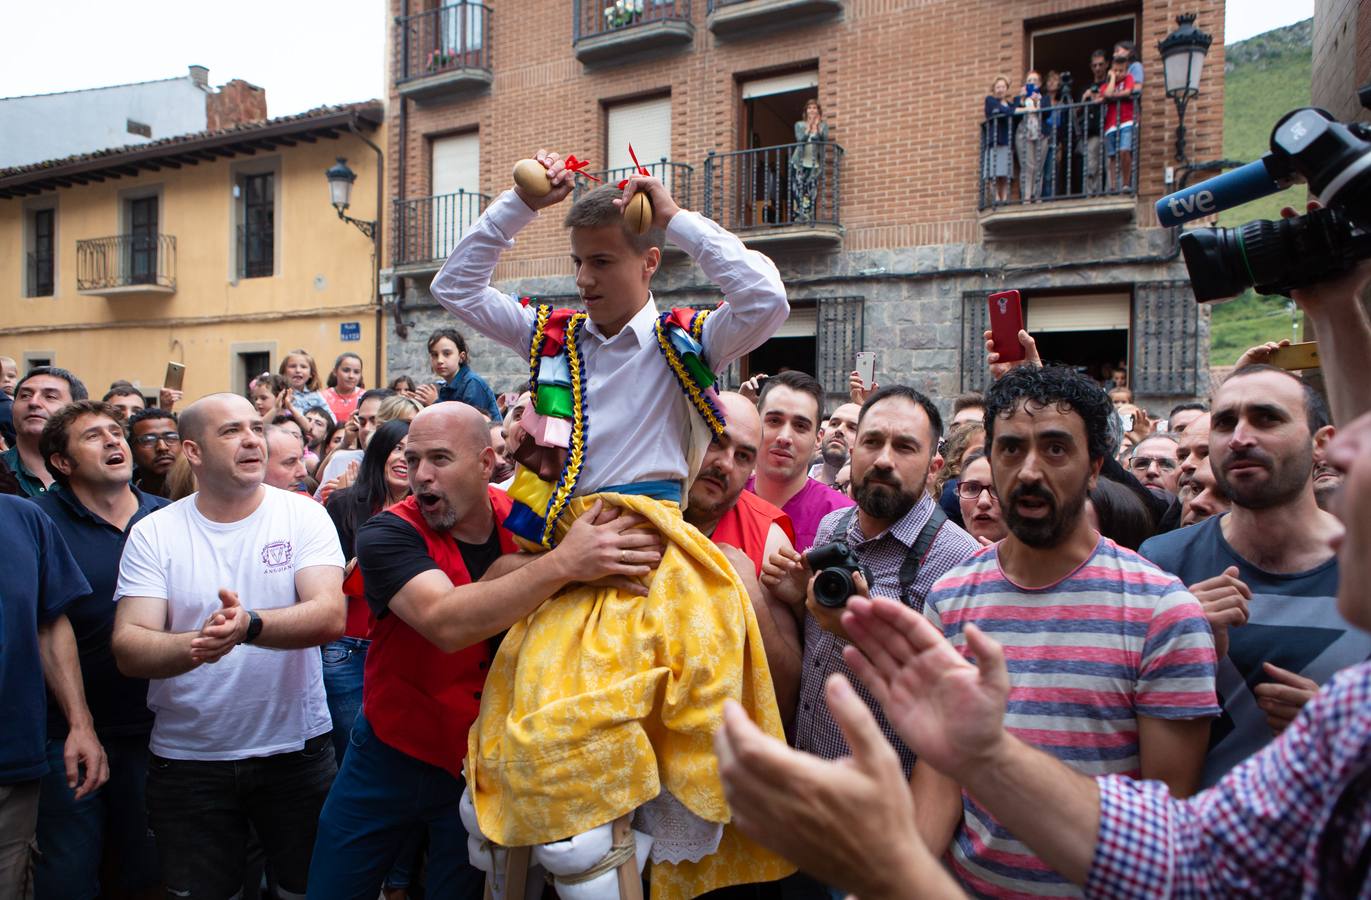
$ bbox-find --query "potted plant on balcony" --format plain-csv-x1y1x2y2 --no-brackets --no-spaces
603,0,644,30
427,47,460,72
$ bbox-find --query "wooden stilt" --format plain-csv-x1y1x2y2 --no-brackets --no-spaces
612,816,643,900
506,845,532,900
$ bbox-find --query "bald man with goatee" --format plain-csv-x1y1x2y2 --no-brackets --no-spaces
308,402,663,899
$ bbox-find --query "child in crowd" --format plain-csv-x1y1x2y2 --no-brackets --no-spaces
279,349,330,419
426,327,501,420
249,373,288,418
1101,51,1137,190
322,352,365,422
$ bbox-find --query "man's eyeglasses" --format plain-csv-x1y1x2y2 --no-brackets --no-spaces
133,432,181,448
957,481,999,502
1128,456,1178,472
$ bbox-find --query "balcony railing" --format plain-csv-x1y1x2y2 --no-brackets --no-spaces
705,0,843,37
978,96,1141,212
573,0,693,64
703,141,843,239
76,234,175,292
393,189,492,272
26,251,54,297
575,0,690,40
572,159,694,209
395,2,492,98
237,224,273,279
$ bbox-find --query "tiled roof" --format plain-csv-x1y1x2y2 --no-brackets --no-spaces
0,100,383,198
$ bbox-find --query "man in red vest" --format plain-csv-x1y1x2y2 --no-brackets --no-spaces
684,390,802,734
306,402,663,899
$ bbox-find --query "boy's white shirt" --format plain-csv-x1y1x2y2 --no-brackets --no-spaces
430,189,789,497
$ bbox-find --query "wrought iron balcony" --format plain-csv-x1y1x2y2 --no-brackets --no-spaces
573,0,693,66
392,189,492,276
76,234,175,297
571,159,694,210
978,96,1141,233
702,141,843,248
706,0,842,38
395,3,493,103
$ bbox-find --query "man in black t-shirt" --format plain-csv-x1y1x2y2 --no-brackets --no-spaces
1078,49,1109,194
308,402,663,898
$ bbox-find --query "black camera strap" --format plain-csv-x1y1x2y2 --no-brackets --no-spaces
836,503,948,607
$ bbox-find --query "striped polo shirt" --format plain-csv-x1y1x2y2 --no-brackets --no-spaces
924,537,1220,898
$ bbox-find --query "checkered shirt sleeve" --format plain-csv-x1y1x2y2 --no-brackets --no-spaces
1086,663,1371,899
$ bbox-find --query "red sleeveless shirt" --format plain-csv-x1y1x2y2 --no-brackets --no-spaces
710,490,795,575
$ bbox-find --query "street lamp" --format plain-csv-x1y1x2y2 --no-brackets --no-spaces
1158,13,1212,166
325,157,376,239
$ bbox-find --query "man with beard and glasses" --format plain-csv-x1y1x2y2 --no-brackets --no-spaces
809,402,860,489
687,392,802,733
307,402,662,899
1140,364,1370,786
911,365,1218,896
766,386,978,778
128,408,181,499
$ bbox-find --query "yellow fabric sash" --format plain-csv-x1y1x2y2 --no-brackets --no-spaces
466,492,795,899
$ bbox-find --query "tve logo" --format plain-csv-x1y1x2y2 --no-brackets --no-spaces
1166,189,1216,220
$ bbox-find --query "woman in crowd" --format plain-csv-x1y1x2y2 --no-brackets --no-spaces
1040,70,1068,198
278,349,330,418
1013,70,1048,201
1087,476,1154,550
790,98,830,224
983,76,1015,204
935,422,986,527
957,450,1007,546
322,352,365,423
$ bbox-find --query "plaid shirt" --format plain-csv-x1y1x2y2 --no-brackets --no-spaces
1088,662,1371,899
793,493,978,775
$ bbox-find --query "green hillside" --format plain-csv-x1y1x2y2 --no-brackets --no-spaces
1206,19,1311,366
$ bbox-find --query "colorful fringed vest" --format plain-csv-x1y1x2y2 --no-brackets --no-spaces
503,304,726,549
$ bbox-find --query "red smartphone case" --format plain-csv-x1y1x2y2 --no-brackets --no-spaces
988,291,1025,363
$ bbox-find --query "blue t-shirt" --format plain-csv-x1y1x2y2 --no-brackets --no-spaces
1140,514,1370,787
31,485,168,741
0,496,91,782
438,363,502,421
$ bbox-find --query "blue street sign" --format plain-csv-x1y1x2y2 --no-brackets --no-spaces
340,322,361,342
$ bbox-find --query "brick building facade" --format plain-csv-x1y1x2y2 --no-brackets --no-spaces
381,0,1227,411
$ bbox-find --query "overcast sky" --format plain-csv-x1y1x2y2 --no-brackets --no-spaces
0,0,1315,118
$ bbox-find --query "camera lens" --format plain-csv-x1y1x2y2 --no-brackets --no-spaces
812,569,853,609
1179,228,1253,302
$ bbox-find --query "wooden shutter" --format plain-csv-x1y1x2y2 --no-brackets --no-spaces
608,96,672,172
961,291,991,392
431,132,481,259
816,296,864,397
1132,280,1199,396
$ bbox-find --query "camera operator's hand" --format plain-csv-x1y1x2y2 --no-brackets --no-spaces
760,546,809,613
1234,339,1291,370
1284,202,1371,425
806,570,871,641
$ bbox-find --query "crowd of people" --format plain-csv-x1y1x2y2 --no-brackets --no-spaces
1,154,1369,900
983,41,1142,204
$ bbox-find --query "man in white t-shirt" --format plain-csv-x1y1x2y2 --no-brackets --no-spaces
112,392,345,900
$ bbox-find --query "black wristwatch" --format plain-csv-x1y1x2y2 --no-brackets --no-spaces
242,610,264,645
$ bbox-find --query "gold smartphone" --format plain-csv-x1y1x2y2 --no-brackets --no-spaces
1269,342,1320,371
164,362,186,390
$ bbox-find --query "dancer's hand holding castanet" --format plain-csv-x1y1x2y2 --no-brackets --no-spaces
512,150,576,210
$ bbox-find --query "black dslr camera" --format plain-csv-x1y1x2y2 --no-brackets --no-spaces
805,541,872,609
1155,84,1371,303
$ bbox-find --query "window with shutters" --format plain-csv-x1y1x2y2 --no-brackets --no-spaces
1132,281,1199,396
605,95,675,194
430,131,482,259
961,292,991,392
237,171,275,279
26,206,56,297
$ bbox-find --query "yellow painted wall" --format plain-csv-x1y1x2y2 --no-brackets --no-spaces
0,130,386,400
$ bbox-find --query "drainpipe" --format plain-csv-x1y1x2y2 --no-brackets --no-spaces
347,113,386,382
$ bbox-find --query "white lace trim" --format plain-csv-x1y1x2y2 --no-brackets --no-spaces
632,790,724,865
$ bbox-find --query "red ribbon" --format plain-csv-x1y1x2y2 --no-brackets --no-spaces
616,144,653,189
563,155,602,183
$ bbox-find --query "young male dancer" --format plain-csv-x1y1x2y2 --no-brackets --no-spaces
431,151,792,899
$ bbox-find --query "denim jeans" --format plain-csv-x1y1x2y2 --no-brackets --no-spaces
34,734,159,899
145,732,336,899
321,637,369,765
306,714,482,900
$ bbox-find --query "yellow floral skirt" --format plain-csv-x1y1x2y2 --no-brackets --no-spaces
466,492,795,899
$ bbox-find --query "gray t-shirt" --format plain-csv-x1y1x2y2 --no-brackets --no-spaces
1140,514,1371,786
